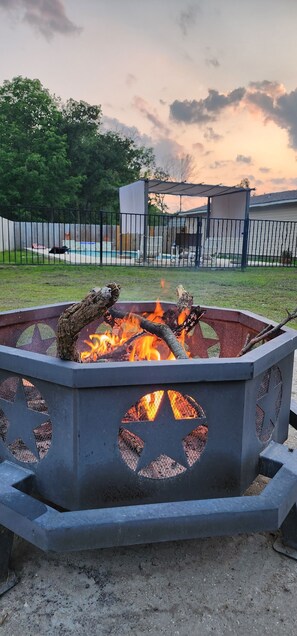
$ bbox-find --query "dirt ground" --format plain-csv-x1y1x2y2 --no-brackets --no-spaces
0,355,297,636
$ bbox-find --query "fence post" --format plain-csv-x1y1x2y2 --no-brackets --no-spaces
195,218,202,267
241,190,251,270
99,210,103,267
241,217,250,270
142,180,149,263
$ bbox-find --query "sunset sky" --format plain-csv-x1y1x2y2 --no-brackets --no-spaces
1,0,297,209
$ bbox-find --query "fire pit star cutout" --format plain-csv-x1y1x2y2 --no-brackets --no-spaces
123,391,207,472
0,379,50,459
16,324,56,355
189,322,220,358
256,366,282,442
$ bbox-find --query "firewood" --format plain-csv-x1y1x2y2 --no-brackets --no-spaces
106,308,188,359
56,283,121,361
238,306,297,356
176,284,194,312
174,307,206,335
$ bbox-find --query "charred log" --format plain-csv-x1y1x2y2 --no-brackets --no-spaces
106,308,188,359
57,283,121,361
176,284,194,312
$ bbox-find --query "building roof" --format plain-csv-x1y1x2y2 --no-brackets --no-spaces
249,189,297,207
179,188,297,216
146,179,252,198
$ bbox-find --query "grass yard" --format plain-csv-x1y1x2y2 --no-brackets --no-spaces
0,264,296,327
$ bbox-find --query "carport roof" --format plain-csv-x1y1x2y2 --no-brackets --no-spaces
146,179,253,198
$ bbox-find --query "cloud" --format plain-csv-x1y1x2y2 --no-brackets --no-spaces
170,79,297,151
236,154,252,164
248,80,285,98
177,3,200,36
259,167,271,173
0,0,81,39
170,87,246,124
203,126,222,142
209,160,228,169
270,177,297,187
205,57,220,68
133,95,170,136
270,177,286,185
126,73,137,87
192,142,204,152
102,115,184,167
245,81,297,148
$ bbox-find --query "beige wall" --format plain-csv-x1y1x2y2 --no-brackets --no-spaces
249,203,297,221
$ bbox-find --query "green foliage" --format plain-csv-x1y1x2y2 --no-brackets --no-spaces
0,77,81,209
0,77,156,217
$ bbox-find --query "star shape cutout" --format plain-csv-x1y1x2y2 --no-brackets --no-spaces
17,324,56,355
188,322,220,358
0,380,49,459
123,391,207,471
257,368,282,440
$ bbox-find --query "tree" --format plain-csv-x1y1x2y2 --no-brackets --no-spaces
0,76,156,217
0,77,81,212
158,153,198,213
237,177,250,189
148,166,170,215
59,107,155,210
162,153,197,183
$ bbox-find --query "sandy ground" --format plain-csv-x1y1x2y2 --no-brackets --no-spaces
0,355,297,636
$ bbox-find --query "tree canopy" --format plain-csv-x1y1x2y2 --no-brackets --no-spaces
0,76,156,216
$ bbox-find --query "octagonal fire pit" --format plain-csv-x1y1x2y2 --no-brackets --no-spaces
0,299,297,584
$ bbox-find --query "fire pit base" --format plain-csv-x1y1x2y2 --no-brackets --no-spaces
0,403,296,592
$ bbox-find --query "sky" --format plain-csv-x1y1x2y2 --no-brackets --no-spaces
1,0,297,210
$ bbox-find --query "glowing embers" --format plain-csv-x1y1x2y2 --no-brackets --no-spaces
256,365,283,443
0,376,52,464
119,390,208,479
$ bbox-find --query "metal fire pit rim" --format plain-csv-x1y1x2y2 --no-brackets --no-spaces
0,330,295,388
0,436,297,552
0,300,284,329
0,301,296,388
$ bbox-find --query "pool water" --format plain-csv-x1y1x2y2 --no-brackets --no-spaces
69,250,138,258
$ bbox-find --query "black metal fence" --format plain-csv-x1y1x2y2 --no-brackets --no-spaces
0,206,296,268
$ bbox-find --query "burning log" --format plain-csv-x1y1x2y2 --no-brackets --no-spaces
238,306,297,356
57,283,121,361
161,285,204,334
78,283,205,363
176,284,194,312
106,308,188,359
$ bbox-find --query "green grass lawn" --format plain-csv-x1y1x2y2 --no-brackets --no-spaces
0,264,296,327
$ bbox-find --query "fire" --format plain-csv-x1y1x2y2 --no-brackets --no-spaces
122,390,199,423
80,301,189,363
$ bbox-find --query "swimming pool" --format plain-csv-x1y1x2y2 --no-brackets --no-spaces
69,249,138,258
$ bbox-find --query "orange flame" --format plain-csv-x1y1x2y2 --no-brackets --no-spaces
80,302,186,363
122,390,198,423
